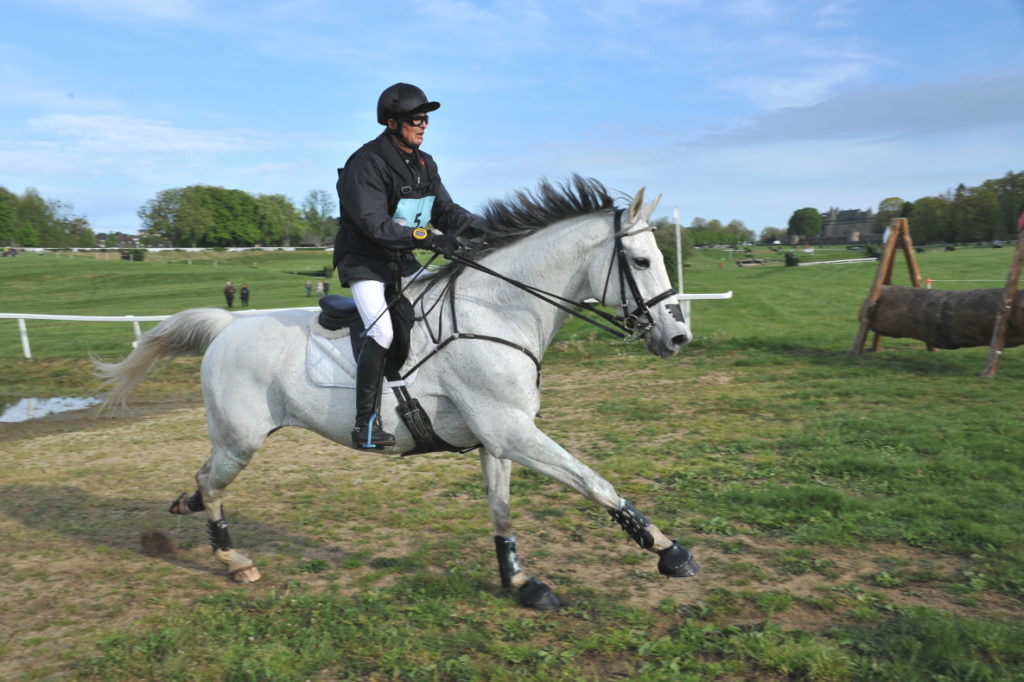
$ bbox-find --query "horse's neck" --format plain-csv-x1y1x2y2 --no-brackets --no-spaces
460,215,608,353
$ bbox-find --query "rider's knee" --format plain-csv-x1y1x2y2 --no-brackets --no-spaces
366,323,394,349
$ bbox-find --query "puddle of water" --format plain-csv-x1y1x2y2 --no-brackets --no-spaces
0,397,102,423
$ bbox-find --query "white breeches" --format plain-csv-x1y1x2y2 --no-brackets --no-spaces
350,279,393,349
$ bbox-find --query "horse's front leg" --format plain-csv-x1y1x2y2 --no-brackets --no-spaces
480,451,561,610
478,413,699,581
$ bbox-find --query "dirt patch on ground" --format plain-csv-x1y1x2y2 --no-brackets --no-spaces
1,380,1018,678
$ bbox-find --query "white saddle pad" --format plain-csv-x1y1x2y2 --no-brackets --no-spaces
305,324,417,389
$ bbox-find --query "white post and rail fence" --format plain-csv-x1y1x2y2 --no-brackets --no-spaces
3,208,736,359
0,308,320,360
3,291,733,361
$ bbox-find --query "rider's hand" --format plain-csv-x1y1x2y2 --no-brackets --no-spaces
423,232,465,258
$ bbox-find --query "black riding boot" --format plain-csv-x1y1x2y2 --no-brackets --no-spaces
352,338,396,449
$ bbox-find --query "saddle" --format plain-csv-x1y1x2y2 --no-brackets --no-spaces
318,294,413,375
317,294,468,457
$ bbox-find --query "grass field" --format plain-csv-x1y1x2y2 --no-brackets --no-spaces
1,244,1022,680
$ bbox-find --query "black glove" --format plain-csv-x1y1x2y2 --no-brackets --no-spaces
424,232,465,258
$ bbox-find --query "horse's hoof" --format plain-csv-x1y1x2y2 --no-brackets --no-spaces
168,492,192,515
169,491,203,515
657,542,700,578
516,577,561,611
230,564,261,583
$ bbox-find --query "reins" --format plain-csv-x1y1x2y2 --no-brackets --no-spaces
384,207,677,383
444,208,675,341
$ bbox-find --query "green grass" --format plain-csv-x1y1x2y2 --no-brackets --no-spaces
2,245,1024,680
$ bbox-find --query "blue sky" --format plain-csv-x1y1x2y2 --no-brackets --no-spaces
2,0,1023,235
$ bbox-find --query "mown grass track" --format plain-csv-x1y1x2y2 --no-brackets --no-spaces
1,246,1022,680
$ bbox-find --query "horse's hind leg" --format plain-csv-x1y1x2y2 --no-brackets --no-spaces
481,451,560,611
170,443,262,583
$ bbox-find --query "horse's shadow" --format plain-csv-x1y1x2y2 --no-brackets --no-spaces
0,483,342,579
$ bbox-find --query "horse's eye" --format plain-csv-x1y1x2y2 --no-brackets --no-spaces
633,257,651,269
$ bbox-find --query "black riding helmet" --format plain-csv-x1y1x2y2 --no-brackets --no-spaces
376,83,440,125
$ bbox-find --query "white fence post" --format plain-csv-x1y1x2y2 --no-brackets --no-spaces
17,318,31,359
127,315,142,341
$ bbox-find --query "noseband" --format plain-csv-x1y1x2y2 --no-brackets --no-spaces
600,208,678,341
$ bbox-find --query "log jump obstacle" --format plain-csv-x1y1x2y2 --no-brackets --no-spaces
851,214,1024,377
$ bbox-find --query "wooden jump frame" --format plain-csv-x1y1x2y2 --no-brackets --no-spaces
851,215,1024,377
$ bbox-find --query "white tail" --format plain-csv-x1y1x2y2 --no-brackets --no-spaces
94,308,235,412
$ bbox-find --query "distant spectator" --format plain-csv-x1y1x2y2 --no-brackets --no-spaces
315,280,324,298
322,280,330,296
240,284,250,307
224,281,236,308
305,279,313,297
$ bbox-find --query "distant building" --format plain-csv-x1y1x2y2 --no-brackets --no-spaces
820,207,878,243
95,231,140,248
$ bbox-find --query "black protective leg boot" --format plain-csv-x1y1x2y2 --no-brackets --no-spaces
352,338,396,449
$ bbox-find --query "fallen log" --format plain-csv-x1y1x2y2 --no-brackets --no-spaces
864,285,1024,349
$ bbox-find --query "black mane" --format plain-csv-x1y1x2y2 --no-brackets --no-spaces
479,174,615,248
426,175,616,279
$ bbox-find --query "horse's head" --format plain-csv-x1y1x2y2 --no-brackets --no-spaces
587,188,691,358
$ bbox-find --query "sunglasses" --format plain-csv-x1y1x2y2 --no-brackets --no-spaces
400,114,429,127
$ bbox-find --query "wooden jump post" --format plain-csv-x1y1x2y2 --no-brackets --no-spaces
981,210,1024,377
851,217,931,355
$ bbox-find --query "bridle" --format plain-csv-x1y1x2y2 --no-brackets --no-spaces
600,208,679,341
393,207,682,384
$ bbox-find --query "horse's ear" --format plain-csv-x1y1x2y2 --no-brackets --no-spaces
629,188,646,222
643,193,663,223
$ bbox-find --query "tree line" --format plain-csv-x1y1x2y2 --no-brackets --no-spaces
783,170,1024,244
136,186,337,247
5,170,1022,250
0,187,96,248
0,184,337,249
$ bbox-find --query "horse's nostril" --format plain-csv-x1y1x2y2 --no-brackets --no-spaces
672,334,689,346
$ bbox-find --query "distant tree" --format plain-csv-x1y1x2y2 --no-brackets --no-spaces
951,185,1002,242
62,215,96,247
874,197,906,233
255,194,302,246
176,187,215,247
1,187,93,247
759,227,786,244
651,216,693,281
0,187,22,246
981,171,1024,236
787,207,822,239
301,190,337,246
908,196,951,244
199,186,259,246
140,185,264,246
138,188,187,246
16,189,55,247
725,219,754,244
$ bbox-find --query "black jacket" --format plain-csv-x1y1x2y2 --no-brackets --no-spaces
333,132,484,285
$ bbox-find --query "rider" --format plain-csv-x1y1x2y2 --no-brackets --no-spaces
334,82,486,450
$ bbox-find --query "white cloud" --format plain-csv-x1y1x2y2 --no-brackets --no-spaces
696,70,1024,146
28,114,261,155
813,0,856,29
721,61,872,110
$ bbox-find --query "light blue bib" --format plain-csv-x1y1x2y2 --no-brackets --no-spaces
393,196,435,229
